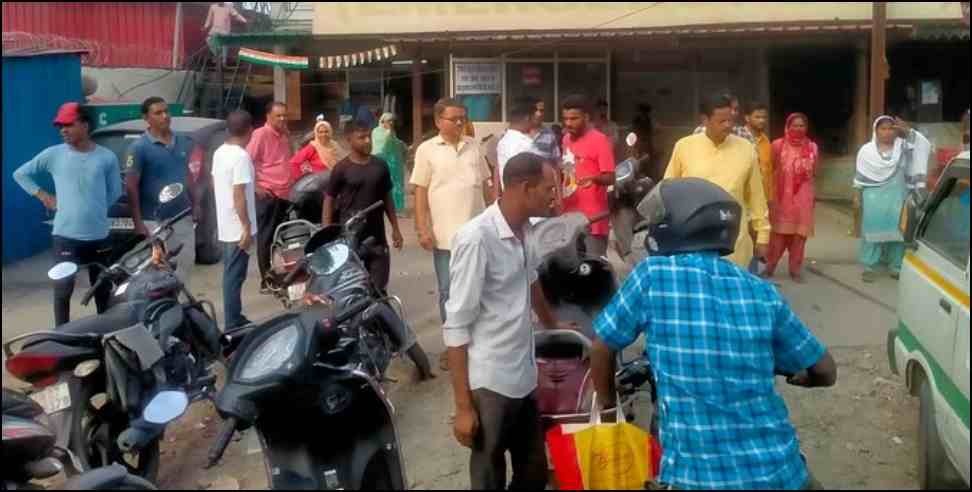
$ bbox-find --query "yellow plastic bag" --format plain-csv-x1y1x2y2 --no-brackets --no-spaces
549,393,657,490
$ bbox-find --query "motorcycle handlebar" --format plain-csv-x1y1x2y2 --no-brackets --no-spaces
80,275,109,306
334,297,373,325
350,201,383,223
206,417,237,468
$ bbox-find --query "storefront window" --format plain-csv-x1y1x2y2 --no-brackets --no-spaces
450,55,608,123
454,61,503,122
558,62,607,114
505,62,554,122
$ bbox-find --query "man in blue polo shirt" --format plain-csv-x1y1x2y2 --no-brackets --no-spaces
14,102,123,325
125,97,200,286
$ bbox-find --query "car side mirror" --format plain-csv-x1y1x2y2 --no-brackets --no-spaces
899,189,928,246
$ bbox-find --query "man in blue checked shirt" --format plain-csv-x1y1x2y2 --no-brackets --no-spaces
591,178,837,490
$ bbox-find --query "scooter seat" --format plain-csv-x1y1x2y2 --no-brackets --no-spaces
53,302,142,337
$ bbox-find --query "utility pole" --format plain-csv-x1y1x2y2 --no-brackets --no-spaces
869,2,888,121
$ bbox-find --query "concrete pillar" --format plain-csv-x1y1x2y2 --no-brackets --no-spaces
411,57,423,147
869,2,888,121
273,44,287,104
852,40,870,150
755,45,771,118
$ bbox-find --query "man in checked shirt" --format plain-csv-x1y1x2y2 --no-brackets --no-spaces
591,178,836,490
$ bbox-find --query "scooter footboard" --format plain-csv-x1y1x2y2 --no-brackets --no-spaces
253,381,407,490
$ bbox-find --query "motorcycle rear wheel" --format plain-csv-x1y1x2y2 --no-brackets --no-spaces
70,390,160,483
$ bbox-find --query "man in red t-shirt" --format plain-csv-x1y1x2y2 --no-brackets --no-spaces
560,94,616,257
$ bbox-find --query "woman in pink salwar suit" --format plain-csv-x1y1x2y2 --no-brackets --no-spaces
764,113,819,282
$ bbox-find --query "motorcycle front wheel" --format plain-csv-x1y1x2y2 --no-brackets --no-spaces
70,388,161,482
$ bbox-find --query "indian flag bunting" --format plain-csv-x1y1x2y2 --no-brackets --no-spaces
316,44,401,70
238,47,308,70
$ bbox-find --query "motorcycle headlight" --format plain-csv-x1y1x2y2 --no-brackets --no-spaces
239,324,300,382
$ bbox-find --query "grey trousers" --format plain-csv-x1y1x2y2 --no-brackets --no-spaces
470,389,548,490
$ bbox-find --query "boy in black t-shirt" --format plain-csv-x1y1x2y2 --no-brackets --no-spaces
323,120,405,292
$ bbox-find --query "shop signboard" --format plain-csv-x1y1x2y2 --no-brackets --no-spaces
455,62,501,95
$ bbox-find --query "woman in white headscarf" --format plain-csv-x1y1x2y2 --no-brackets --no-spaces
371,112,407,211
854,115,931,283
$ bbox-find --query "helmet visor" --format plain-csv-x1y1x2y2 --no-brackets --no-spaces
636,184,668,227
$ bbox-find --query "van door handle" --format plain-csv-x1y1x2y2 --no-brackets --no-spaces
939,299,952,314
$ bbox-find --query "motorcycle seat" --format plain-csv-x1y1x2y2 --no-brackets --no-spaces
54,302,142,337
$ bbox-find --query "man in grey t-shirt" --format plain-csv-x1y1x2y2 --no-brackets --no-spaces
14,102,122,325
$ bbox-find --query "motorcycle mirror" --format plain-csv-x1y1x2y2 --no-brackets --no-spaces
625,132,637,148
143,390,189,425
48,262,79,280
158,183,185,204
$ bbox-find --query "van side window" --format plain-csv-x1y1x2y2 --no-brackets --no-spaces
921,178,971,268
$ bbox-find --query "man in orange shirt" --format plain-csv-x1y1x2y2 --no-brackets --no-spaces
745,102,775,209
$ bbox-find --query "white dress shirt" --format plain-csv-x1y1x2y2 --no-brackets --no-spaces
443,204,541,399
496,129,538,190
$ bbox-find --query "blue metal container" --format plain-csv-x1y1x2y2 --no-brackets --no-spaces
2,51,83,264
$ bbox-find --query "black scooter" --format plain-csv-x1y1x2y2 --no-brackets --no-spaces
207,201,428,490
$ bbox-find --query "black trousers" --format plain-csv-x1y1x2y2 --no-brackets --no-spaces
470,389,548,490
255,195,290,283
52,236,112,326
365,244,391,294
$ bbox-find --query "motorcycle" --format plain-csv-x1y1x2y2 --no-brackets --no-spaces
3,184,223,483
531,212,657,436
265,171,331,309
206,200,429,490
610,132,657,267
2,386,189,490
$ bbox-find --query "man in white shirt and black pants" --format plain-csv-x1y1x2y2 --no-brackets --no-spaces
212,110,258,329
445,152,573,490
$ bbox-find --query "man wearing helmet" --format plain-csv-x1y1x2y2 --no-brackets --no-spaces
590,178,837,490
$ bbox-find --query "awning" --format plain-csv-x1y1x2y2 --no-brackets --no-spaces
379,22,917,43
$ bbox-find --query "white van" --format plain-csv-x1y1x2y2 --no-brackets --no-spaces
889,152,970,489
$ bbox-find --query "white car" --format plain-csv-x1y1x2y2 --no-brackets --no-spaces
889,152,970,489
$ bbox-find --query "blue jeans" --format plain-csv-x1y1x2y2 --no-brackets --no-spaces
433,249,451,324
222,241,251,329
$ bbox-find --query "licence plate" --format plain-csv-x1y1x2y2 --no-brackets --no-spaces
288,282,306,302
30,383,71,414
110,217,135,230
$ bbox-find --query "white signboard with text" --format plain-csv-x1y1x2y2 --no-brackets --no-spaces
455,62,502,95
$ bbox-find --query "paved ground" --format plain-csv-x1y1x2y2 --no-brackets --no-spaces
2,202,921,489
